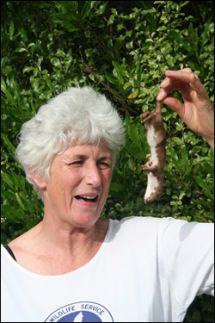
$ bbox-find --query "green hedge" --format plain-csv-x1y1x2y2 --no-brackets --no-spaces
1,1,214,321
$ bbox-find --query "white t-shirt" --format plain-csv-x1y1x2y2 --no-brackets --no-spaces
1,216,214,322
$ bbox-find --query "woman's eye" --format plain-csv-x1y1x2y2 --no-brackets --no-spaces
98,162,111,169
68,160,83,166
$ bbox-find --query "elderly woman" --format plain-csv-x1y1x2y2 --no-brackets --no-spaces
1,69,214,322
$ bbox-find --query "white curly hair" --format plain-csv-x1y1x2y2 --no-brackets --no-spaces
16,86,125,189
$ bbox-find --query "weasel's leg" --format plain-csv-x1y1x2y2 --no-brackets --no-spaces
144,172,162,204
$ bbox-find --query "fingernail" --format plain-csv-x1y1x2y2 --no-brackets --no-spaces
160,79,169,87
157,92,163,101
165,70,172,75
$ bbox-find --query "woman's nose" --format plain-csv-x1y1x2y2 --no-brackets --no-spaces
85,165,102,187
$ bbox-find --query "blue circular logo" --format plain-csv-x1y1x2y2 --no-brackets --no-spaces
45,301,114,322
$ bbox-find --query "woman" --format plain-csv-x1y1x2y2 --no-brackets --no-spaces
1,68,214,322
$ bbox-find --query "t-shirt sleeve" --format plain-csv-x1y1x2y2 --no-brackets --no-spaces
158,218,214,310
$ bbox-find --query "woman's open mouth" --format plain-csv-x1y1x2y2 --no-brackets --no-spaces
75,195,98,203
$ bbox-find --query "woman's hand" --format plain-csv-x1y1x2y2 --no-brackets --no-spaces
157,68,214,149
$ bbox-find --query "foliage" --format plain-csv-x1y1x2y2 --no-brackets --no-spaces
1,1,214,321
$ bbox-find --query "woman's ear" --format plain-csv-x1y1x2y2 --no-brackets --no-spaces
27,167,47,190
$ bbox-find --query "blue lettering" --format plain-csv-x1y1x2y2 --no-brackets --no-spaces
81,303,104,315
50,305,75,320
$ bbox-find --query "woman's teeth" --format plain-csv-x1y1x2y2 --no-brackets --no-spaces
75,195,98,202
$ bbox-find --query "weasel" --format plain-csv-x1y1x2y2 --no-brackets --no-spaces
140,101,166,204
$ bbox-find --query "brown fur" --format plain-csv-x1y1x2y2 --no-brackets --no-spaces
140,102,166,203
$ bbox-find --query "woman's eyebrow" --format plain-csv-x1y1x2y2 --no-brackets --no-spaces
71,154,87,160
98,156,112,162
64,153,112,161
62,154,87,163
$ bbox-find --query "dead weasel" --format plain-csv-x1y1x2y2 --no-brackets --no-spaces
140,101,166,204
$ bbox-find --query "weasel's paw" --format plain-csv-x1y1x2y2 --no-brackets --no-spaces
140,111,154,123
142,161,157,171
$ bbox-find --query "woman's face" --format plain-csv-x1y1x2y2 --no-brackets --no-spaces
42,144,113,229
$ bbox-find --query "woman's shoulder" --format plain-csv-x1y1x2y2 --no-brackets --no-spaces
114,215,163,227
6,224,41,261
108,216,198,241
8,225,36,247
109,216,164,238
